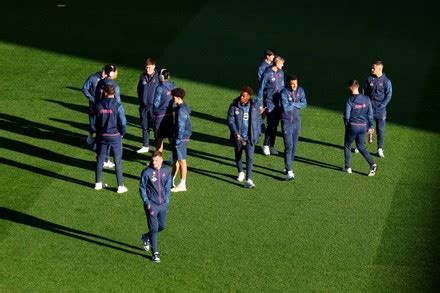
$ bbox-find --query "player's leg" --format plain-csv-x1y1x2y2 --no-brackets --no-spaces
344,126,356,171
95,139,108,188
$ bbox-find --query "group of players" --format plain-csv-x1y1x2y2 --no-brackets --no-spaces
82,60,192,263
81,50,392,263
228,49,392,189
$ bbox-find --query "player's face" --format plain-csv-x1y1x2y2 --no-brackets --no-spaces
240,92,250,104
267,54,275,62
145,64,155,75
275,60,284,70
111,69,118,79
152,155,163,170
289,79,298,90
173,96,181,104
371,64,383,76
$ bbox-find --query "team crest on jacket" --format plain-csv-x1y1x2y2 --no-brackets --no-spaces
143,81,147,85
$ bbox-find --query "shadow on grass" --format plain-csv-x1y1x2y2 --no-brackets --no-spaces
1,207,147,258
1,158,91,188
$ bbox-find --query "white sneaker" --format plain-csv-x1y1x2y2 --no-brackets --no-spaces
244,179,256,188
86,134,94,145
136,146,149,154
103,160,115,169
343,168,352,174
286,170,295,180
237,172,245,182
94,182,107,190
171,182,187,192
117,186,128,193
377,148,384,158
353,148,359,154
262,145,270,156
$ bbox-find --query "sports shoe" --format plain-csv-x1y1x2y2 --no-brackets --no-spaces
94,182,107,190
141,234,150,252
352,148,359,154
103,160,115,169
262,145,270,156
286,170,295,180
136,146,149,154
377,148,384,158
269,147,278,155
152,252,160,263
343,168,352,174
368,164,377,177
171,182,187,192
86,133,94,145
244,179,256,188
117,186,128,194
237,171,245,182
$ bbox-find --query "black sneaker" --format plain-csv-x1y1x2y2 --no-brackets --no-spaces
152,252,160,263
141,234,150,252
368,164,377,177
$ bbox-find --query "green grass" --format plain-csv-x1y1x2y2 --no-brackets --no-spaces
1,0,439,291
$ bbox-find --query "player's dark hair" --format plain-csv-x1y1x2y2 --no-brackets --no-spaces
240,86,253,96
264,48,276,57
152,150,163,158
286,75,298,83
104,63,117,75
171,88,186,99
161,69,170,80
145,58,156,66
104,84,116,95
348,80,360,87
373,60,383,66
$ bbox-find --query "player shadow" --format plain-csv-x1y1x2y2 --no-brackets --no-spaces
1,158,90,188
298,136,344,150
191,110,225,125
0,137,140,182
0,113,89,151
1,207,147,258
187,166,242,187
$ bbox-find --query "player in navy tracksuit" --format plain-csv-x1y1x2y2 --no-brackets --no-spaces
93,84,128,193
136,58,160,154
227,86,261,188
343,80,377,176
362,60,392,158
140,151,172,263
257,48,276,82
82,66,106,145
95,64,121,104
153,69,176,153
170,88,192,193
280,75,307,180
94,64,121,168
257,56,285,156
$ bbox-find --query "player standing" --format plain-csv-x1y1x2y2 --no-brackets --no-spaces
280,75,307,180
362,60,392,158
136,58,160,154
227,86,262,188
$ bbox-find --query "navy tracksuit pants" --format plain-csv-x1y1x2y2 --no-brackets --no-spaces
139,105,154,147
375,118,386,149
282,119,300,172
95,135,124,186
344,125,374,169
144,203,167,253
234,139,255,180
264,108,281,147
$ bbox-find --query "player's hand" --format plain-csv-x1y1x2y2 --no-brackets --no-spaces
147,203,151,210
368,128,374,134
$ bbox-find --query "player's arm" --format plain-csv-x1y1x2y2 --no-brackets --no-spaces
367,99,374,129
117,104,127,137
343,100,352,125
227,104,239,138
82,76,95,103
164,168,172,204
257,72,268,109
294,88,307,109
139,170,150,207
175,109,187,145
153,86,162,111
137,75,143,101
280,89,292,113
380,79,392,107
